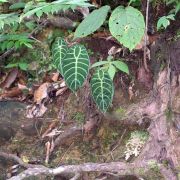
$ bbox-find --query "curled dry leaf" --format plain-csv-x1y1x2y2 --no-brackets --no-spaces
0,68,18,89
42,121,58,138
34,82,50,104
26,104,47,118
108,46,122,56
56,87,68,96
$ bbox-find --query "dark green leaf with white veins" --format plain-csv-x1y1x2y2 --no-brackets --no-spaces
52,38,68,75
74,5,110,38
109,6,145,51
62,44,89,92
91,69,114,112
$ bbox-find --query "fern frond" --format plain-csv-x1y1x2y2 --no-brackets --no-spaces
0,33,34,51
0,13,19,29
20,0,93,20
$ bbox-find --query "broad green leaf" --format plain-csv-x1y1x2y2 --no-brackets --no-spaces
112,60,129,74
19,62,28,71
62,44,90,92
90,69,114,112
108,64,116,80
91,60,109,69
51,38,68,75
157,14,175,30
5,63,18,68
109,6,145,51
0,0,7,2
23,42,33,49
74,5,110,38
9,2,26,9
7,41,14,49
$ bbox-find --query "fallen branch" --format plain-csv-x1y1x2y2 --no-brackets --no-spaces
7,160,177,180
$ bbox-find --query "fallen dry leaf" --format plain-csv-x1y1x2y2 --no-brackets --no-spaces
42,121,58,138
26,104,48,118
34,82,50,104
0,87,22,98
51,72,59,82
0,68,18,89
56,87,68,96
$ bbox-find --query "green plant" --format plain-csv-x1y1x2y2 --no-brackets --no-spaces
109,6,145,51
165,0,180,14
6,61,28,71
157,14,175,30
0,34,34,51
74,5,110,38
51,37,114,112
156,0,180,31
20,0,93,20
0,13,19,30
91,55,129,80
74,5,145,51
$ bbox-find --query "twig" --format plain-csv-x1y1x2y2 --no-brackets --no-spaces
143,0,150,72
0,151,35,169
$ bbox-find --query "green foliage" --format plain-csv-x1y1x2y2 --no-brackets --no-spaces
51,39,90,92
74,5,110,38
0,34,34,51
6,62,28,71
90,69,114,112
0,0,7,2
51,37,128,112
109,6,145,51
91,56,129,80
165,0,180,14
52,38,68,75
157,14,175,30
0,13,19,30
9,2,26,10
20,0,93,20
62,44,90,92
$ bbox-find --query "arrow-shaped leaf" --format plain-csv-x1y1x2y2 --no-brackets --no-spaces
90,69,114,112
52,37,68,75
62,44,90,92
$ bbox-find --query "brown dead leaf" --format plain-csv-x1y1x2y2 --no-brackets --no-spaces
0,87,22,98
108,46,122,56
42,121,58,138
51,72,59,82
56,87,68,96
26,104,47,118
0,68,18,89
34,82,50,104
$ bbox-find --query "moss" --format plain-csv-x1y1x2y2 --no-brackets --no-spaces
71,112,85,125
148,160,160,173
113,107,127,120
